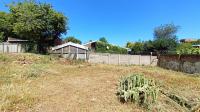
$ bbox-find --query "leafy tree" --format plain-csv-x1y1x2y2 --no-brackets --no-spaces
8,0,68,53
153,24,179,54
154,23,179,40
153,38,177,54
176,43,193,51
0,12,14,41
143,40,155,53
131,42,144,54
126,42,135,48
99,37,108,43
64,36,81,44
0,32,4,42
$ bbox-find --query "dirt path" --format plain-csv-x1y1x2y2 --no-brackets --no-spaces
28,65,143,112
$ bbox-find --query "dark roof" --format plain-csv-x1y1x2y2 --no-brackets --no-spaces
180,38,198,43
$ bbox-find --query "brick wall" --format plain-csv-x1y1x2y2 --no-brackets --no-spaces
158,55,200,74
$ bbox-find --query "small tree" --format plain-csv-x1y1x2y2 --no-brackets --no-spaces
64,36,82,44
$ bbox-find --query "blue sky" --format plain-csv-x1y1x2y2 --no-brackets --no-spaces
0,0,200,46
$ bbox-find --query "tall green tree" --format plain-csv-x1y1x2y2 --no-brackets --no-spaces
64,36,81,44
99,37,108,43
0,12,14,41
8,0,68,53
154,23,179,40
153,24,179,54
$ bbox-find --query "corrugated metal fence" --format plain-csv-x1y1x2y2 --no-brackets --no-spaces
0,43,24,53
88,53,158,66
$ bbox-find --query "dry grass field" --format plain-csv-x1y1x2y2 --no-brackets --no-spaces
0,53,200,112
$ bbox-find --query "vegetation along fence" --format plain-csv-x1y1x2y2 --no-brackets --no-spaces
158,55,200,74
88,53,157,66
0,43,25,53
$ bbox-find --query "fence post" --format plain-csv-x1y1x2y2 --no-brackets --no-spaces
17,44,19,53
68,46,71,59
2,43,4,53
129,55,131,65
150,52,152,65
7,46,9,53
118,54,120,65
139,55,141,65
108,54,110,64
76,47,79,59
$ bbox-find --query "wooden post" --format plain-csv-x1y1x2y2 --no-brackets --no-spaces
76,48,79,59
118,54,120,65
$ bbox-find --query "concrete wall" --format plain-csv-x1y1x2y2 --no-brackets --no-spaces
88,53,157,66
0,43,25,53
158,55,200,74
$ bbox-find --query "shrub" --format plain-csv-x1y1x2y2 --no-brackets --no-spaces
96,41,127,54
117,74,159,109
176,48,200,55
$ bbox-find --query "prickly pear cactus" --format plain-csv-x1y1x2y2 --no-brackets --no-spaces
117,74,159,108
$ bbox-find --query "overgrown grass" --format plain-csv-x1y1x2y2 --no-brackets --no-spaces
0,53,200,111
0,54,10,62
0,53,55,111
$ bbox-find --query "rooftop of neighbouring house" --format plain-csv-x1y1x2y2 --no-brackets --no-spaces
7,37,28,42
83,40,98,46
180,38,198,43
52,42,89,51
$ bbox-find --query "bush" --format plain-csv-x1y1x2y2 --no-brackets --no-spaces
117,74,159,109
96,41,127,54
176,48,200,55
